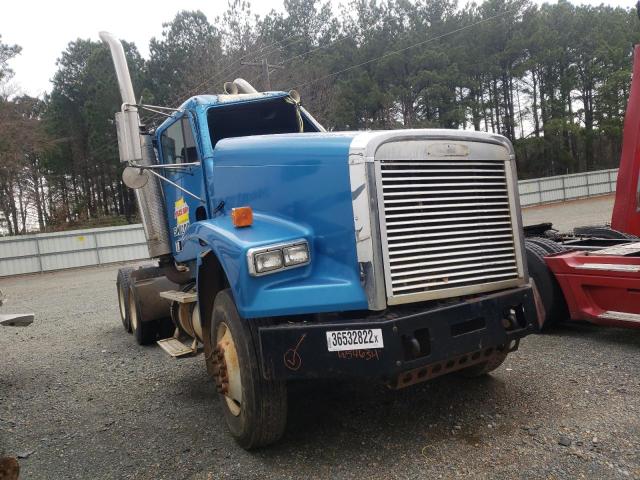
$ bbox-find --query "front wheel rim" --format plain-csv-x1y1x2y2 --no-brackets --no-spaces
216,322,242,417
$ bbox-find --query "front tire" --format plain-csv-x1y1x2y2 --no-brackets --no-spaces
211,289,287,449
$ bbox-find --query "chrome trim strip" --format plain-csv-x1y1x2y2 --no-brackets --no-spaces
575,263,640,272
386,278,524,305
348,136,386,310
374,156,396,302
503,148,528,283
598,310,640,322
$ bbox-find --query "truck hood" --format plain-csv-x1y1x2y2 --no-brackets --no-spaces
205,131,365,312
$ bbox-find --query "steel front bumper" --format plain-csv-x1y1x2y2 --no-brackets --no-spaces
258,285,538,387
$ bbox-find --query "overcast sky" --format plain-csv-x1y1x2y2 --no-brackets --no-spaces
0,0,634,97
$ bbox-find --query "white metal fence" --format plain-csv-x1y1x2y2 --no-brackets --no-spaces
0,168,620,277
518,168,618,207
0,224,148,277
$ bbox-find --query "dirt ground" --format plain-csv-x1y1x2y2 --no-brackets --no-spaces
1,255,639,479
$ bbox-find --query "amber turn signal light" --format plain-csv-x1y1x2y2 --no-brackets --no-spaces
231,206,253,228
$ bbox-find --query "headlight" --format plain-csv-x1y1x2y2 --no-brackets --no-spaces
247,240,310,276
283,244,309,266
254,250,284,273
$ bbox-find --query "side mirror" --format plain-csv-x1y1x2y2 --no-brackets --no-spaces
115,110,143,163
122,166,149,189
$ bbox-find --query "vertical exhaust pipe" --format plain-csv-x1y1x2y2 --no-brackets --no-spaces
100,31,172,258
223,82,239,94
233,78,259,94
99,31,137,106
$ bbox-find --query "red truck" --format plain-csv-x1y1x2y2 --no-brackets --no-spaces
524,44,640,330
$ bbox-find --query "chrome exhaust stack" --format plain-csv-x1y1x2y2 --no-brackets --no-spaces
99,31,137,107
233,78,258,94
223,81,238,94
100,31,172,258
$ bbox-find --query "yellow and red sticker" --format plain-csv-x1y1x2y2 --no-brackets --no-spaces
174,198,189,225
173,198,190,239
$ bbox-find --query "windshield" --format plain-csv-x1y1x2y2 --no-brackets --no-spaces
207,96,320,148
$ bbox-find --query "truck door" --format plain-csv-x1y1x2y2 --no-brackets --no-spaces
158,115,204,257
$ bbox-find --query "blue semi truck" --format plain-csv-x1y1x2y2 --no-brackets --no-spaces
102,32,540,449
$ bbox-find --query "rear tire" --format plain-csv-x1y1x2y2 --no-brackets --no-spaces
573,225,638,239
116,267,134,333
525,239,568,329
526,236,567,255
211,289,287,449
128,285,168,345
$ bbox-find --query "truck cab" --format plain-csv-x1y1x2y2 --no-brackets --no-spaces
155,91,322,262
101,31,540,449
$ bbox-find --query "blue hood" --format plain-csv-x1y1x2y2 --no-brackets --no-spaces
202,131,368,316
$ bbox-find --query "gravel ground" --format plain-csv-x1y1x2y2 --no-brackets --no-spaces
522,194,615,233
1,262,639,479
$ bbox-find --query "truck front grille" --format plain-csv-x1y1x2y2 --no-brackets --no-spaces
378,157,520,303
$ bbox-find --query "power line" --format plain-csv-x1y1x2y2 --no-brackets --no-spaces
131,7,518,125
212,34,308,88
241,59,285,90
201,34,319,95
220,36,315,91
293,8,519,90
170,32,303,106
276,34,354,68
158,22,342,106
161,54,226,110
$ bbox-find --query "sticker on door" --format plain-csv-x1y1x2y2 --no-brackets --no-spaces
173,197,190,236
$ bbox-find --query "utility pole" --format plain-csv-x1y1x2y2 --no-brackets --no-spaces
241,58,284,91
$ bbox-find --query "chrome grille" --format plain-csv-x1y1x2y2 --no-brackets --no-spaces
378,157,520,302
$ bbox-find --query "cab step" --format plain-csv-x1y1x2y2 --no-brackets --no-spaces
159,290,197,303
157,336,199,357
157,328,199,357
